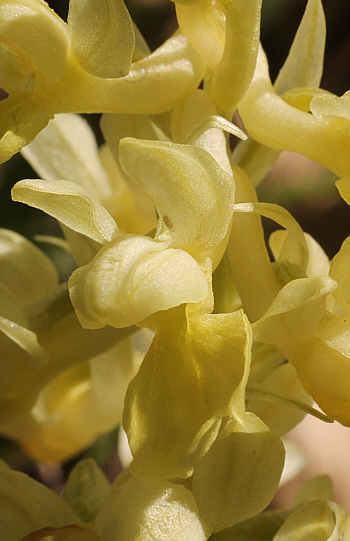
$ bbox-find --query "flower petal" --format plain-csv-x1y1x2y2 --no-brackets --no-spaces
21,114,112,201
95,476,212,541
274,0,326,94
192,412,285,532
12,179,119,244
69,235,209,329
0,460,79,541
68,0,134,78
119,138,235,266
124,308,251,479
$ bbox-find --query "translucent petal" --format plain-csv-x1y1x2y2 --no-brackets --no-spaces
0,0,69,82
123,308,251,479
21,114,112,201
12,179,119,244
208,509,291,541
192,412,285,532
274,0,326,95
63,459,110,522
0,229,58,310
69,235,209,329
95,476,212,541
272,499,345,541
336,177,350,205
68,0,134,78
0,461,79,541
210,0,262,114
119,138,235,266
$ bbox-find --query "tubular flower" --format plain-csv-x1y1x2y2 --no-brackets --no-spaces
0,0,205,162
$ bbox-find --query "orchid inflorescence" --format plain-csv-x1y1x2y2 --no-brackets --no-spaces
0,0,349,539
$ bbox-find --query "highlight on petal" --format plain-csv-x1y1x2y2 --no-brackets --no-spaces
0,460,79,541
274,0,326,95
192,412,285,532
95,476,212,541
21,114,112,202
0,0,69,82
119,138,235,266
69,235,209,329
68,0,135,78
12,179,119,244
124,308,251,479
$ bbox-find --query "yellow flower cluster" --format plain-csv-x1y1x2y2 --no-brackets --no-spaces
0,0,349,539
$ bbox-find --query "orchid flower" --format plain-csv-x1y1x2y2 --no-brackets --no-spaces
0,0,205,162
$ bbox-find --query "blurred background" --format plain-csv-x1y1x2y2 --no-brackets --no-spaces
0,0,349,513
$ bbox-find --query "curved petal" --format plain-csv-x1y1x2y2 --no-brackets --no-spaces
63,459,110,522
119,138,234,266
12,179,119,244
238,46,350,179
68,0,134,78
192,412,285,532
69,235,209,329
123,308,251,479
0,0,69,82
210,0,262,114
329,236,350,312
21,114,112,201
274,0,326,94
0,229,59,310
95,476,212,541
0,460,79,541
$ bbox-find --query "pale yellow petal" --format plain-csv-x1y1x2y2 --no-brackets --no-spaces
210,0,262,114
95,476,212,541
21,114,112,201
329,236,350,311
192,412,285,532
175,0,224,71
119,138,234,267
69,235,209,329
238,46,350,179
124,308,251,479
274,0,326,95
0,461,79,541
247,362,313,436
273,499,345,541
12,179,119,244
68,0,134,78
0,0,69,82
310,90,350,121
0,228,59,309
